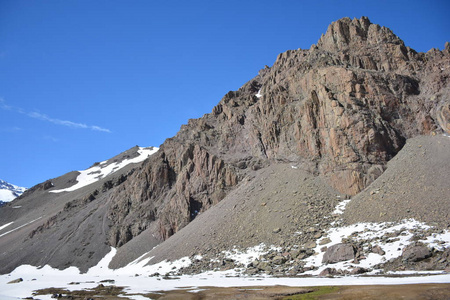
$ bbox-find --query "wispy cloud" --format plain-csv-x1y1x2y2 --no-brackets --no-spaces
1,126,22,133
43,135,60,142
0,98,111,133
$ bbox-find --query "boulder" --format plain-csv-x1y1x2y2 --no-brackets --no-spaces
371,245,385,255
322,243,356,264
7,278,23,284
402,244,432,262
272,256,287,265
319,267,339,276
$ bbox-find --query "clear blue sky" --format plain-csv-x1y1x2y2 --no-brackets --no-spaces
1,0,449,188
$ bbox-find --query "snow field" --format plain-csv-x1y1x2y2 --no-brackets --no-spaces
50,147,158,193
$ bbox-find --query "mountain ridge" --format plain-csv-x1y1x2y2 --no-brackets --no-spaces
0,16,448,275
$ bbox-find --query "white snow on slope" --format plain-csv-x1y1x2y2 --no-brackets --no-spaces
0,222,13,232
332,199,351,214
302,219,449,275
50,147,158,193
0,217,42,239
222,244,281,266
0,180,26,203
255,89,262,98
0,190,17,202
1,246,450,300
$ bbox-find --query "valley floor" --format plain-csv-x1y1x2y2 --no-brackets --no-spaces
1,262,450,299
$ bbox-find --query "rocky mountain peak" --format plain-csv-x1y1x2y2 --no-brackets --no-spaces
317,16,403,51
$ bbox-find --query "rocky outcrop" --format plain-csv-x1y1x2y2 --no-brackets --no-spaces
104,16,449,247
107,142,239,247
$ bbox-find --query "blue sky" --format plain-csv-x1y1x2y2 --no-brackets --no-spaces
1,0,449,188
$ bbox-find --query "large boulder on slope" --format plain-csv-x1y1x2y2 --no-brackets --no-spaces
322,243,356,264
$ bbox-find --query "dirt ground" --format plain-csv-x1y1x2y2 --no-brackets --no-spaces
33,283,450,300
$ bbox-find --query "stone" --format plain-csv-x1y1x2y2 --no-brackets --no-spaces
305,241,317,249
402,244,432,262
319,237,332,245
256,261,272,272
322,243,356,264
272,256,287,265
319,267,339,276
372,245,385,255
7,278,23,284
350,267,370,274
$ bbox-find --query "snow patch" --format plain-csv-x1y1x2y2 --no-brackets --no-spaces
303,219,447,275
255,89,262,98
332,199,351,214
222,244,280,266
0,222,13,231
0,217,42,238
50,147,158,193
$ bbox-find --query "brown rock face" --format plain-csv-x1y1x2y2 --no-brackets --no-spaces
107,140,240,246
106,17,449,247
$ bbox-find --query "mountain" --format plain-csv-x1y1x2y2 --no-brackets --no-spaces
0,179,26,206
0,17,449,276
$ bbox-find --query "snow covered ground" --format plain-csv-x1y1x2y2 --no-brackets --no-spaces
1,248,449,300
50,147,158,193
0,190,18,203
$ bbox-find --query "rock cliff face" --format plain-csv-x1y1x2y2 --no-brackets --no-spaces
106,17,449,247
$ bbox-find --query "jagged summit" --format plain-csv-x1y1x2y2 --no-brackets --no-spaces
317,17,404,51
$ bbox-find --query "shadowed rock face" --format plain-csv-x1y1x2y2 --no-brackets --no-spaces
1,17,448,273
105,17,449,247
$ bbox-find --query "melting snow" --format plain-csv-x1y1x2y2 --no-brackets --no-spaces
50,147,158,193
332,199,351,214
302,219,445,275
222,244,280,266
255,89,262,98
0,217,42,238
1,247,449,300
0,222,13,232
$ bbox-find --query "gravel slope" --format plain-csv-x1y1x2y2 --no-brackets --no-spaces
343,135,450,227
111,163,345,268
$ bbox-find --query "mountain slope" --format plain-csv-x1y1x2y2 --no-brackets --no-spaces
0,16,448,274
0,146,157,273
344,134,450,227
